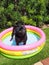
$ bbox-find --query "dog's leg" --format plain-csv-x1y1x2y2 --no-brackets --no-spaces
23,35,27,45
16,42,19,45
15,37,19,45
23,42,26,45
23,39,26,45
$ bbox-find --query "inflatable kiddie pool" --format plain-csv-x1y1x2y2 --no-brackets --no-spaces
0,25,46,59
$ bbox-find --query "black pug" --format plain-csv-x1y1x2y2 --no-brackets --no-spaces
10,21,27,45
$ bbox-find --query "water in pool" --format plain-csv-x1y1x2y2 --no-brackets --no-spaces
2,32,40,46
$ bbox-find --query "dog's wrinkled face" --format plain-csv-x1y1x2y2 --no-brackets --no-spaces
15,22,26,37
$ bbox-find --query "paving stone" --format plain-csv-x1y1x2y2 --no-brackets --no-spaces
34,58,49,65
41,58,49,65
34,62,43,65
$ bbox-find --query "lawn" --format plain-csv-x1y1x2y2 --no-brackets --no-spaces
0,28,49,65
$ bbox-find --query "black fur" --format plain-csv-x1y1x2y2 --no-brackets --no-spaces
10,21,27,45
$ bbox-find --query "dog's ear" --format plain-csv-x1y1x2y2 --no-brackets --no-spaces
21,21,25,25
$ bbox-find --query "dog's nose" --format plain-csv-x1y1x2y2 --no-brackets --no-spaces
19,31,21,32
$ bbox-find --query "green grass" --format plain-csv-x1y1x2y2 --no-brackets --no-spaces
0,28,49,65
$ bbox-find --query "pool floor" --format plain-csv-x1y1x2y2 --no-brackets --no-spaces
2,32,40,46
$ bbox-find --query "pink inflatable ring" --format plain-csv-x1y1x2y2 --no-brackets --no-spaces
0,25,46,59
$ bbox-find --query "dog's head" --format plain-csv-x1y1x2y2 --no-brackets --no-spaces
15,21,26,37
